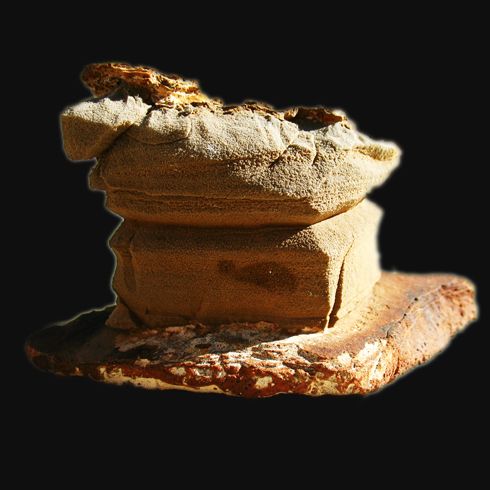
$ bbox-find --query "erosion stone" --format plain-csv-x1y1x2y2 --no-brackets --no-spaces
107,199,382,330
25,63,477,397
25,273,477,397
61,63,400,227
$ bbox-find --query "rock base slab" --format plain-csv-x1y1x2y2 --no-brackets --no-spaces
25,272,477,397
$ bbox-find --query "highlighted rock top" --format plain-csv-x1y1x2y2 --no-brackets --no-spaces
61,62,401,226
81,62,347,125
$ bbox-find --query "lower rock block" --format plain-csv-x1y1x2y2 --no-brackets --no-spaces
107,199,381,330
26,272,477,397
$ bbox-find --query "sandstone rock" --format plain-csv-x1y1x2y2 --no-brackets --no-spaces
26,63,478,396
61,96,150,161
25,273,478,397
57,62,398,331
107,199,382,330
61,62,400,226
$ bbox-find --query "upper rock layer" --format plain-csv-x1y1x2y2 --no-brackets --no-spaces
61,63,400,226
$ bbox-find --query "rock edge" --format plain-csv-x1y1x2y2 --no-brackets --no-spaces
25,272,477,397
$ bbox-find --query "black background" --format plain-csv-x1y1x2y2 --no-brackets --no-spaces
9,7,487,475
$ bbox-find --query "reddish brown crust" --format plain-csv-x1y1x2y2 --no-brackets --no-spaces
80,62,346,126
284,106,346,126
81,62,210,106
25,272,477,397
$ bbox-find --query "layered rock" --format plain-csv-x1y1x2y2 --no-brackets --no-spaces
107,200,381,329
26,273,478,396
26,63,477,397
61,62,400,330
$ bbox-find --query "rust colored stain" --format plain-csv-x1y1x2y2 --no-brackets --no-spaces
25,273,477,397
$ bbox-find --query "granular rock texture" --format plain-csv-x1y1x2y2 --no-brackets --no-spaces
107,199,381,330
62,63,400,227
26,273,477,397
25,62,478,396
60,62,399,330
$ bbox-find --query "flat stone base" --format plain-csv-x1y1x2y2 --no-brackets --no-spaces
25,272,477,397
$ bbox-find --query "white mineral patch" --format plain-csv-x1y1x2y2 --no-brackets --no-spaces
356,342,380,363
169,367,186,376
254,376,273,389
102,368,226,394
336,352,352,367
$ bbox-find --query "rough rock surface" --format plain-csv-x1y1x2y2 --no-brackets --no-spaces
107,199,381,330
58,62,400,331
26,273,477,397
61,62,400,226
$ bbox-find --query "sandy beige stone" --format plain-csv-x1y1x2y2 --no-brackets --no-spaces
61,96,150,161
61,63,400,226
106,200,381,330
58,63,394,331
25,63,478,397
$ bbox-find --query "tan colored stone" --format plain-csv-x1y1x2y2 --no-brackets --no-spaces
61,96,150,161
26,63,478,397
107,200,381,330
61,62,400,226
58,62,399,330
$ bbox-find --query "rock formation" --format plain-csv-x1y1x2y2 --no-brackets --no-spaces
25,63,477,396
61,62,399,331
